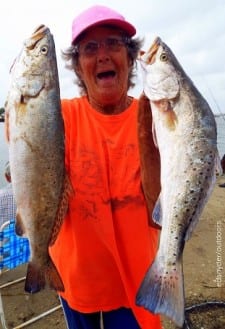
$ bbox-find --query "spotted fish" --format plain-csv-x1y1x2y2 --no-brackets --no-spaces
5,25,71,293
136,37,221,327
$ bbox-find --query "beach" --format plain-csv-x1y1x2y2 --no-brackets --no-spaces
0,115,224,328
0,174,224,328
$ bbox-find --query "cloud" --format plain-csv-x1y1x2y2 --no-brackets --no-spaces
1,0,225,113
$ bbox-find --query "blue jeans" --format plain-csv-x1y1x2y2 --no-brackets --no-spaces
60,297,140,329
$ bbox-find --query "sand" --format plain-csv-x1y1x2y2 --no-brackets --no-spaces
0,175,225,329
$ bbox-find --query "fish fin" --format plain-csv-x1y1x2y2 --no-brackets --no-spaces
136,255,185,328
152,119,158,148
15,212,26,236
25,259,64,293
49,172,74,246
154,100,178,130
25,262,45,293
152,196,162,226
163,102,178,130
45,258,65,292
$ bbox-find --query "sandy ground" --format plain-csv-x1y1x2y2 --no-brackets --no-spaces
0,175,225,329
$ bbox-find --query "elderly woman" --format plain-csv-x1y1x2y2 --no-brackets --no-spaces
49,5,161,329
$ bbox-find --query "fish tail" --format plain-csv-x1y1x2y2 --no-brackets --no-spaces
25,262,45,293
25,258,64,293
136,256,185,328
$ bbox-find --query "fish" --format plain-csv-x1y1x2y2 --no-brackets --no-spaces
5,25,70,293
136,37,221,327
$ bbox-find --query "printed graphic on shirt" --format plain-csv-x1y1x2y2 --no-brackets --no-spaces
69,140,144,221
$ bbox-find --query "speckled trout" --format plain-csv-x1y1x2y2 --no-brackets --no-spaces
5,25,70,293
136,37,221,327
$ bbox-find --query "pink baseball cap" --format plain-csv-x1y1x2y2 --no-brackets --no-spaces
71,5,136,44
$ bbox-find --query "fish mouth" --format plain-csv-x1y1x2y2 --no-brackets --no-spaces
32,24,48,35
96,70,116,80
142,37,162,65
25,25,50,50
148,37,162,64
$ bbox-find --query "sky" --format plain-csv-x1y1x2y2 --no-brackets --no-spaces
1,0,225,114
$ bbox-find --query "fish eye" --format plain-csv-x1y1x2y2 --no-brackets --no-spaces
40,46,48,54
160,52,168,62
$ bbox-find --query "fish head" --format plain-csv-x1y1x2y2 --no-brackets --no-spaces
10,25,57,99
139,37,180,102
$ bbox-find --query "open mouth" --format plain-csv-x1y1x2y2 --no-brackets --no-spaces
97,70,116,79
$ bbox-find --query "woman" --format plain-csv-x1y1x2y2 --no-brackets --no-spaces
49,5,162,329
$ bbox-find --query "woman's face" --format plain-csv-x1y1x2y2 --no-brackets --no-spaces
76,26,132,107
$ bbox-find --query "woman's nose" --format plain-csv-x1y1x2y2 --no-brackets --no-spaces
96,46,111,61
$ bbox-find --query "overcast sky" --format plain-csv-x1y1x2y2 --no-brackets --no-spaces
1,0,225,114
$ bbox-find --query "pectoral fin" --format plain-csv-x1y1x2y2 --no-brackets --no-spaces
152,196,162,226
15,212,26,236
152,99,178,130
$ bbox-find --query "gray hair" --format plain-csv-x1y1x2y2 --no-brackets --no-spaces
61,36,143,95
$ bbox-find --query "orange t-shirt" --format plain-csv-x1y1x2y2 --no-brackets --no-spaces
49,96,161,328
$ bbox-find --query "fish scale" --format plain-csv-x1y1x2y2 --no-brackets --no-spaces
136,37,221,327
